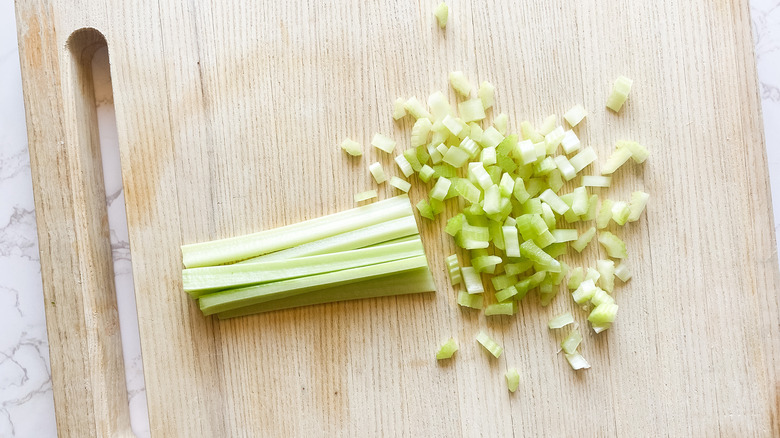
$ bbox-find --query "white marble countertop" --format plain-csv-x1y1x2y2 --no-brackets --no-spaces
1,1,779,436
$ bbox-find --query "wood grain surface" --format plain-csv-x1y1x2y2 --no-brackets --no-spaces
15,0,780,436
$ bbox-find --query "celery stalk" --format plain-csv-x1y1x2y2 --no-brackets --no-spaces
606,76,633,113
476,331,503,358
563,105,587,127
614,263,632,282
449,71,473,96
436,338,458,360
628,191,650,222
505,368,520,393
372,133,397,154
485,303,514,316
461,266,485,293
434,2,449,29
340,138,362,156
390,177,412,193
596,259,615,293
598,231,627,258
565,351,591,370
457,290,484,309
581,175,611,187
446,254,462,285
548,312,575,329
369,162,387,184
478,81,495,109
561,329,582,354
392,97,407,120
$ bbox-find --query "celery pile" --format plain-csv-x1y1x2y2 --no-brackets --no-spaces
181,195,435,318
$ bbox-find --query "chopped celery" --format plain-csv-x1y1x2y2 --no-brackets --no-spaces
446,254,461,285
561,130,581,154
468,162,493,190
516,139,536,165
505,260,533,276
540,203,556,229
540,278,557,305
585,267,601,283
482,127,505,148
369,162,387,184
561,329,582,354
569,147,597,172
520,240,561,272
611,201,630,225
548,312,575,329
597,259,615,292
476,331,503,358
428,91,451,119
590,287,614,307
390,177,412,193
472,255,502,274
505,368,520,393
544,242,568,259
430,177,452,201
495,285,518,302
497,173,513,197
482,185,502,214
503,226,521,257
435,337,459,360
410,118,433,148
460,137,481,159
433,164,458,179
513,177,531,203
582,194,599,221
445,213,466,236
457,290,484,309
539,189,570,215
601,146,632,175
372,133,397,154
478,81,495,109
419,164,435,182
589,303,618,325
340,138,362,156
547,169,564,192
598,231,627,258
404,97,432,120
520,120,544,143
404,149,422,172
552,229,578,243
355,190,377,202
395,155,414,178
581,175,611,187
434,2,449,28
393,97,407,120
628,191,650,222
416,199,435,220
485,303,514,316
534,230,556,249
479,147,497,167
436,143,449,157
459,99,486,123
491,273,518,291
461,266,485,293
618,140,649,163
554,155,577,181
596,199,614,229
453,179,482,204
539,114,557,136
515,271,546,300
615,263,632,282
416,145,430,165
565,351,591,370
545,126,565,154
442,114,463,136
564,104,587,127
494,113,509,135
572,279,597,304
572,187,589,215
606,75,633,113
568,267,585,290
534,157,557,176
449,71,473,96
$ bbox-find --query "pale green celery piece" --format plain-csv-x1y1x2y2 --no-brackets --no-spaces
522,198,543,215
606,75,633,112
513,177,531,204
354,190,377,202
547,169,564,192
185,239,424,294
615,263,632,282
516,214,539,241
569,146,597,172
340,138,362,156
392,97,407,120
394,155,414,178
554,155,577,181
480,146,497,166
495,285,518,302
491,274,518,290
571,279,597,304
419,164,436,183
390,177,412,193
533,156,556,176
441,114,463,136
526,178,549,198
459,99,486,123
533,142,547,160
430,177,452,201
515,271,547,300
539,189,570,215
469,162,494,190
516,139,537,165
544,242,568,259
520,240,561,272
431,128,448,146
528,213,549,236
470,248,489,258
416,145,430,165
482,126,505,148
456,123,472,140
539,114,557,136
597,259,616,292
611,201,630,226
504,216,517,227
497,172,513,197
199,255,430,315
430,198,445,215
561,329,583,354
487,220,504,251
472,256,502,274
460,137,482,159
217,267,435,318
449,71,473,96
493,113,509,135
505,368,520,393
436,143,449,157
445,213,466,236
453,178,482,204
461,266,485,293
372,133,397,154
464,204,487,220
520,120,544,143
617,140,649,163
563,104,587,127
429,144,443,164
581,194,599,221
416,199,435,220
478,81,495,109
590,287,614,307
558,193,579,223
476,331,503,358
628,191,650,222
403,149,422,172
572,187,589,215
601,146,632,175
599,231,627,258
505,260,533,276
589,303,618,325
368,162,387,184
534,230,556,249
434,2,449,28
561,130,581,154
457,290,484,309
548,311,575,329
544,126,565,154
446,254,461,285
571,227,597,253
585,267,601,283
596,199,614,229
540,203,556,229
503,226,521,257
551,229,578,243
549,261,568,285
592,323,611,334
581,175,611,187
404,96,432,120
568,267,585,290
482,184,502,215
469,123,485,145
428,91,451,119
436,338,458,361
410,118,433,148
565,351,591,370
485,303,514,316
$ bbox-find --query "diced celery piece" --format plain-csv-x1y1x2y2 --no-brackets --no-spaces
611,201,630,225
495,285,519,302
436,338,458,361
389,177,411,193
372,133,397,154
477,146,496,167
554,155,577,181
453,178,481,204
494,173,512,197
589,303,618,325
436,143,449,157
512,177,531,204
552,229,578,243
368,162,387,184
460,137,481,159
520,120,544,143
515,139,536,165
404,96,432,120
410,118,433,148
568,267,585,290
468,162,493,190
534,230,556,249
615,263,632,282
561,130,581,154
601,146,633,175
592,323,611,334
597,259,615,293
570,147,597,172
404,149,422,172
539,189,570,215
446,254,461,285
565,351,591,370
416,145,430,165
433,164,457,179
628,191,650,222
606,75,633,113
540,279,557,306
434,2,449,28
416,199,435,220
582,194,599,221
564,104,587,127
505,368,520,393
503,226,521,257
340,138,363,156
460,223,489,249
546,168,563,192
561,329,583,354
482,184,501,214
520,240,561,272
572,279,597,304
572,187,589,215
430,177,452,201
545,126,565,154
534,156,557,176
485,303,514,316
539,114,557,136
596,199,614,229
482,126,505,149
445,213,465,236
394,155,413,178
581,175,611,188
461,266,485,293
419,164,435,182
548,311,575,329
491,273,518,291
392,97,407,120
560,193,580,224
494,113,509,135
540,202,556,229
522,199,544,217
355,190,377,202
486,165,502,185
545,242,568,259
476,331,503,358
478,81,495,109
505,260,533,276
571,227,596,253
457,290,484,309
442,114,463,136
472,255,502,274
618,140,649,163
459,99,486,122
585,267,601,283
515,271,546,300
534,142,547,160
598,231,627,258
449,71,473,96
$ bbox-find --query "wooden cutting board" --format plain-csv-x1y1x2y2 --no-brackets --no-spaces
14,0,780,436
